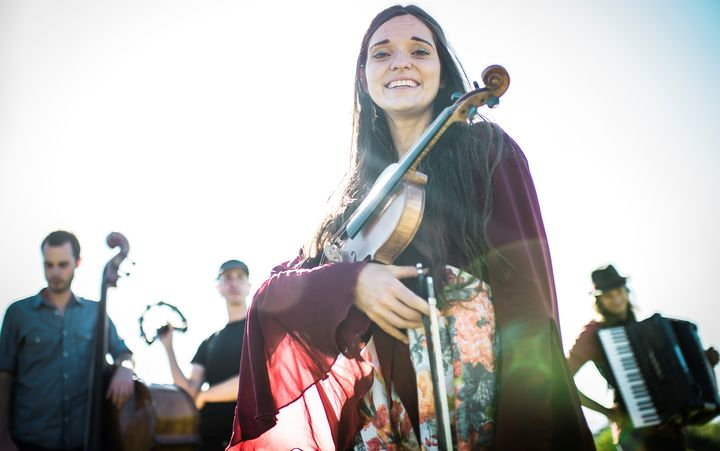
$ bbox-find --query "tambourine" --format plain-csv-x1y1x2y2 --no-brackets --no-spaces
138,301,188,345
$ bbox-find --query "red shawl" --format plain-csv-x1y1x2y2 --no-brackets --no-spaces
228,134,595,450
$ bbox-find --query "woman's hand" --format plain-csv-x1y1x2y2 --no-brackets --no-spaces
605,406,624,424
354,263,430,344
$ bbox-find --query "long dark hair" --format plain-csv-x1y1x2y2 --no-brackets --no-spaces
595,288,637,326
307,5,504,297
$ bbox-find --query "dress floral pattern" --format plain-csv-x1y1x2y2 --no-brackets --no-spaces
355,266,498,450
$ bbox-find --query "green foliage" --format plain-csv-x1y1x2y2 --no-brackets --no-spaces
685,422,720,450
593,427,615,451
593,422,720,451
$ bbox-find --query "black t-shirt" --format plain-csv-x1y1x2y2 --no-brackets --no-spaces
191,319,246,449
191,319,246,386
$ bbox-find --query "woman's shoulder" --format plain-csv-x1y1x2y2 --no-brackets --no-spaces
571,320,604,346
270,250,307,274
468,120,526,164
580,319,602,335
567,320,605,367
270,247,331,273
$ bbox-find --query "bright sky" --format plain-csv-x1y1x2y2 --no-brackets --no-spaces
1,0,718,433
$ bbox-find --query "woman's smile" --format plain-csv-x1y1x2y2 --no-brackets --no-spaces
385,79,420,89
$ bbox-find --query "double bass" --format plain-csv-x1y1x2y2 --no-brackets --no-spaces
85,232,200,450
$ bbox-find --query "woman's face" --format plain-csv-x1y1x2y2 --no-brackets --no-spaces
364,14,441,122
598,287,630,316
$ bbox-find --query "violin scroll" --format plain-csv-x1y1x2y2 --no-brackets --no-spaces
482,64,510,98
449,65,510,123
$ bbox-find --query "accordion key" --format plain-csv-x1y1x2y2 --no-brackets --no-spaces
598,313,720,428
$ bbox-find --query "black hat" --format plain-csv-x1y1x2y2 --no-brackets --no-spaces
217,260,249,279
591,265,627,295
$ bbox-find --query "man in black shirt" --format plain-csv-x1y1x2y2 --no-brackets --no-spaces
160,260,249,451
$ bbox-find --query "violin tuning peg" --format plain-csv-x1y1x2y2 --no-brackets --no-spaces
473,80,480,90
486,96,500,108
450,92,462,101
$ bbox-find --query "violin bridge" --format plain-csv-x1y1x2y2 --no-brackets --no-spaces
323,242,343,263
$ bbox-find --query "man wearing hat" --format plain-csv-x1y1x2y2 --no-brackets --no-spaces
159,260,250,451
566,265,718,450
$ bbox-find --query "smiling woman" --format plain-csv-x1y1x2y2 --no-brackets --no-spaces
226,4,595,450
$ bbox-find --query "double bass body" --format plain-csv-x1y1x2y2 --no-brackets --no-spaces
104,381,199,450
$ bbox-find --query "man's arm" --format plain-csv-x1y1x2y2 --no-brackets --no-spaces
195,375,239,409
0,306,18,451
159,328,205,398
0,371,18,450
103,316,135,407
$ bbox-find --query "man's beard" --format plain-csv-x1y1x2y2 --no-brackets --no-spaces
48,275,74,294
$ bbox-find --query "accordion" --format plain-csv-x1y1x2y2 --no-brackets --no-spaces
598,313,720,428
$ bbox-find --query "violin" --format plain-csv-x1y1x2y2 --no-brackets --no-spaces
323,65,510,264
85,233,200,451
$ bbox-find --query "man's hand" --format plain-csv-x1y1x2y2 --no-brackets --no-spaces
158,324,174,349
706,347,719,367
106,366,135,408
195,391,206,410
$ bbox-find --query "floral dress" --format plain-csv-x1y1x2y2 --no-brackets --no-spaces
354,266,499,451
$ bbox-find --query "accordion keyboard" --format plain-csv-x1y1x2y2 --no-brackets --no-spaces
599,326,662,427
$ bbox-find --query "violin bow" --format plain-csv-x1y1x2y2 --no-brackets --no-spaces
417,264,453,450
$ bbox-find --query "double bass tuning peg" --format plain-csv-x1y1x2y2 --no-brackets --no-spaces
120,260,136,278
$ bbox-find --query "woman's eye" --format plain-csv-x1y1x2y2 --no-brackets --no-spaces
412,48,430,57
371,50,390,59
